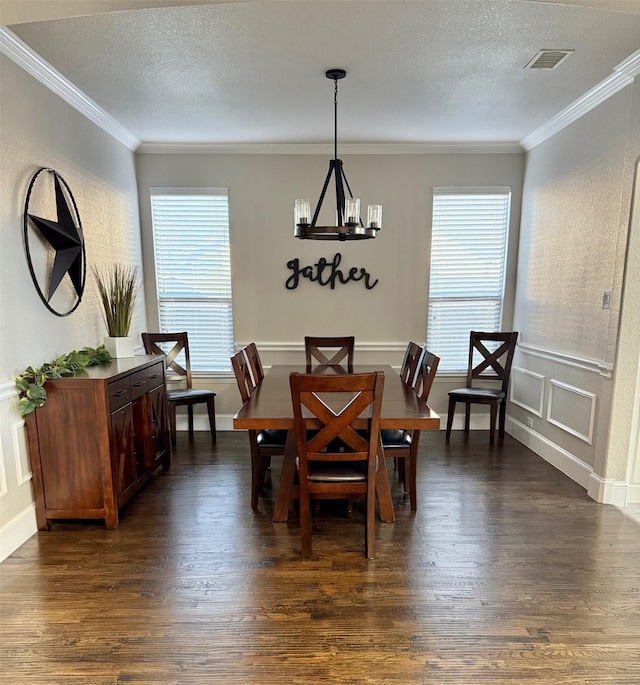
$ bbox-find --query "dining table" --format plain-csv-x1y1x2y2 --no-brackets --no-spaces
233,364,441,522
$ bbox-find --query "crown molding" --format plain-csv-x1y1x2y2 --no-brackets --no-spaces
521,48,640,151
137,141,524,155
3,21,637,155
0,27,140,151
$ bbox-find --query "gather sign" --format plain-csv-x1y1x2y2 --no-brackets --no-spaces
285,252,379,290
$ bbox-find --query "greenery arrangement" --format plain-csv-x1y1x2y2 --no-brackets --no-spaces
15,345,112,417
93,263,141,337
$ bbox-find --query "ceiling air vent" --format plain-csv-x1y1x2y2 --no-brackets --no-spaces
524,50,574,70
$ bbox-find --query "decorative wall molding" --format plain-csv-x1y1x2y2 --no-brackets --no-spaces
0,27,140,150
510,367,545,417
507,416,592,490
521,48,640,150
235,341,409,355
0,380,17,402
587,473,629,508
137,141,525,155
0,437,7,498
0,504,37,564
547,379,597,445
626,484,640,505
11,420,31,486
518,342,613,378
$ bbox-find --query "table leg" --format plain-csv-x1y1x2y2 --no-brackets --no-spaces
375,438,395,522
273,430,296,522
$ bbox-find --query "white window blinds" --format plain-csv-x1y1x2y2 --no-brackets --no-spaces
427,187,511,373
150,188,233,373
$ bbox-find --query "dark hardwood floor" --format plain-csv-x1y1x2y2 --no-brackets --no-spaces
2,430,639,684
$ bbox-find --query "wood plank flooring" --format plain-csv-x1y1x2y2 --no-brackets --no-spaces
1,431,639,684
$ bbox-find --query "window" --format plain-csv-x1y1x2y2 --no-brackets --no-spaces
427,187,511,374
150,188,233,373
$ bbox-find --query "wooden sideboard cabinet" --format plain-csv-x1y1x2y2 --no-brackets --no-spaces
25,356,171,530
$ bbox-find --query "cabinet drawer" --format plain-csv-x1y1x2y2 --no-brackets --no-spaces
147,362,164,390
108,377,131,411
130,369,149,400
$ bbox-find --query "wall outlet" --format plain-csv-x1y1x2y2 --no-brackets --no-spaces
526,416,534,429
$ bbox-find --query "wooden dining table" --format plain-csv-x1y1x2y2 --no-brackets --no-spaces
233,364,441,522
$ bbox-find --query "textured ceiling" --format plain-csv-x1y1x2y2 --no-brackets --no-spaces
5,0,640,145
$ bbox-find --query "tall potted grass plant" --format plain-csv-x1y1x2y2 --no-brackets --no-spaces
93,263,141,358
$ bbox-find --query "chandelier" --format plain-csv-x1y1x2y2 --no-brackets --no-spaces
294,69,382,241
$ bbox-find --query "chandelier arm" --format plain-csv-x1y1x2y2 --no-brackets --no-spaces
311,161,335,227
335,160,346,226
339,167,364,228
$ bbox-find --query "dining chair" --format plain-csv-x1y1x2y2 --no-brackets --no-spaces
304,336,355,371
290,371,384,559
141,332,216,446
231,349,287,510
381,349,440,511
446,331,518,445
244,342,264,385
399,341,425,387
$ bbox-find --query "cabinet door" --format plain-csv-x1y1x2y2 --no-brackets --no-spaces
110,403,138,505
147,384,170,470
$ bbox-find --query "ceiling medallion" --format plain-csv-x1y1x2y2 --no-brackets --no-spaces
294,69,382,241
23,168,86,317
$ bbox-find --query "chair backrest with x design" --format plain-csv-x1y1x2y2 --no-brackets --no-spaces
413,349,440,403
291,372,384,466
304,336,355,370
142,332,194,388
231,350,258,403
400,342,425,387
467,331,518,394
244,343,264,385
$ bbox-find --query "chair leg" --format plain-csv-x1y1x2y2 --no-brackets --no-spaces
498,400,507,439
489,401,498,445
300,492,312,558
365,482,375,559
250,453,261,510
408,434,420,512
398,458,406,488
464,403,470,434
206,396,217,443
187,405,194,437
446,398,456,441
169,403,177,447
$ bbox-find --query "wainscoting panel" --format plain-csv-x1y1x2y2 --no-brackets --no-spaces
11,419,31,485
547,379,597,445
0,436,8,498
0,381,38,561
510,367,545,417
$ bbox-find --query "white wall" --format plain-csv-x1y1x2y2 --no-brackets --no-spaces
510,80,639,504
0,55,146,559
135,150,525,420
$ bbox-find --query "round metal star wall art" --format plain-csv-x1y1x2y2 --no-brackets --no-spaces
23,168,86,317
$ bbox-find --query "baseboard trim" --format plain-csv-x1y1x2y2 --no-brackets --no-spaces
507,416,592,489
507,417,636,505
0,504,38,563
587,474,630,507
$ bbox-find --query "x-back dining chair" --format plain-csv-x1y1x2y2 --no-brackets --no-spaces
305,336,355,371
290,371,385,559
381,348,440,511
142,332,216,446
244,342,264,385
399,341,425,387
231,347,287,510
446,331,518,445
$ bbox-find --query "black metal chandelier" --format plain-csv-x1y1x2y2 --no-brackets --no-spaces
294,69,382,241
